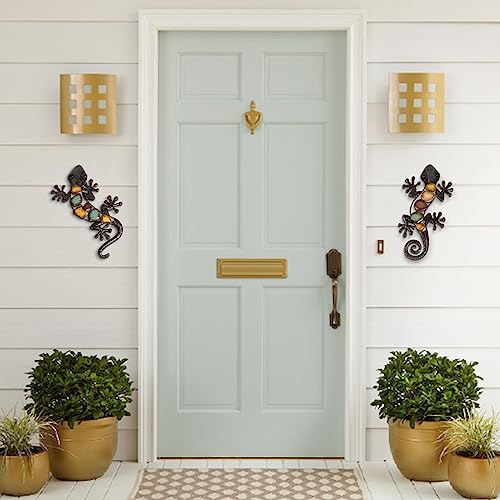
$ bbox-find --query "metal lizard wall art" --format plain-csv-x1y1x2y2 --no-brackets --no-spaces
398,164,453,261
50,165,123,259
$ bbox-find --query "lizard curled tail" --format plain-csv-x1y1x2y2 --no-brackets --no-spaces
98,218,123,259
404,229,429,261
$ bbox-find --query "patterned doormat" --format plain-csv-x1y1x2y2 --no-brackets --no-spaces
130,468,364,500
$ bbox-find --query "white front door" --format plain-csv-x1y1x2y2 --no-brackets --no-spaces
158,31,346,457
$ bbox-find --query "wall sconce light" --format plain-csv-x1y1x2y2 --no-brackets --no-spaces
60,74,117,134
389,73,444,133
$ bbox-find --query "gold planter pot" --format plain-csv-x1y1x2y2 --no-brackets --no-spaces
42,416,117,481
389,419,449,481
0,449,50,496
448,453,500,499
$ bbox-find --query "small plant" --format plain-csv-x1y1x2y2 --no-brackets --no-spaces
438,410,500,460
371,348,482,428
0,408,55,458
25,350,134,428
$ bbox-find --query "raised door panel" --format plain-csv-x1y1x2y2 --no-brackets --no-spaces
179,53,241,100
178,287,241,411
263,287,324,410
264,53,325,100
264,124,324,247
179,124,240,247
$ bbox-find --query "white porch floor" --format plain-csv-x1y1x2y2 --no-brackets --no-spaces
5,459,467,500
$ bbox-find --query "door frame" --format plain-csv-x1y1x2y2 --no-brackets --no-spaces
138,9,367,463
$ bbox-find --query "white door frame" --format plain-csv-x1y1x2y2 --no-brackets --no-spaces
138,9,367,463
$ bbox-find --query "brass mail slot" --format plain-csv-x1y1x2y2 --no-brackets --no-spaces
217,258,287,278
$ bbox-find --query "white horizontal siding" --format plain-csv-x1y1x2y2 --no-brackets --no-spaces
367,268,500,307
0,104,137,145
368,23,500,63
368,144,500,185
0,309,137,348
366,308,500,348
0,22,137,63
0,228,137,266
0,268,137,308
0,146,137,185
367,227,500,267
1,0,500,22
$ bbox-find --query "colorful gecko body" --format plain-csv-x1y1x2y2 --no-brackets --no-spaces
50,165,123,259
398,164,453,260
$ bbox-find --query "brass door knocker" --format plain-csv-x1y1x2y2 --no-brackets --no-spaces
244,100,262,135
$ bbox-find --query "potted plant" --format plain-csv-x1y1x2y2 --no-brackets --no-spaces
25,350,133,481
438,411,500,499
371,348,482,481
0,408,53,496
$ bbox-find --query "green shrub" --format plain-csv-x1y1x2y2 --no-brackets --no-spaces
371,348,482,428
25,350,133,428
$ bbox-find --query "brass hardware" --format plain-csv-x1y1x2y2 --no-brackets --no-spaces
377,240,384,254
217,258,287,278
389,73,445,133
60,74,117,134
244,100,262,135
326,249,341,329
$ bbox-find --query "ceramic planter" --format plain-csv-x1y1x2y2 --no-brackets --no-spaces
389,419,449,481
42,416,117,480
0,449,50,496
448,453,500,499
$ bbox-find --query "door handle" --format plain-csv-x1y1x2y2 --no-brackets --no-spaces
326,249,342,329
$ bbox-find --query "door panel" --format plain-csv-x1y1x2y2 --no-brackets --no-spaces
158,31,346,457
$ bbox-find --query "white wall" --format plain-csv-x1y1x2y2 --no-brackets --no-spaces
1,0,500,461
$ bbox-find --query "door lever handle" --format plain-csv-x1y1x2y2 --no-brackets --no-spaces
326,249,342,329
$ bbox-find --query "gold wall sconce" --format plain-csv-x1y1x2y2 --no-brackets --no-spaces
388,73,444,133
60,74,117,134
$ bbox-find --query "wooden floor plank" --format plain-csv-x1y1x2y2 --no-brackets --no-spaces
28,476,75,500
81,462,120,500
412,480,439,499
163,459,181,469
65,479,95,500
102,462,143,500
178,459,208,468
146,460,164,469
206,459,224,468
299,459,326,468
386,462,420,499
344,462,373,500
326,459,344,469
32,460,463,500
238,459,267,468
282,459,299,468
430,481,467,500
359,462,402,500
266,459,284,468
222,458,240,468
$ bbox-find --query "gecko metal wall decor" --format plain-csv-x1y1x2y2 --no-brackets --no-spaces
50,165,123,259
398,164,453,261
